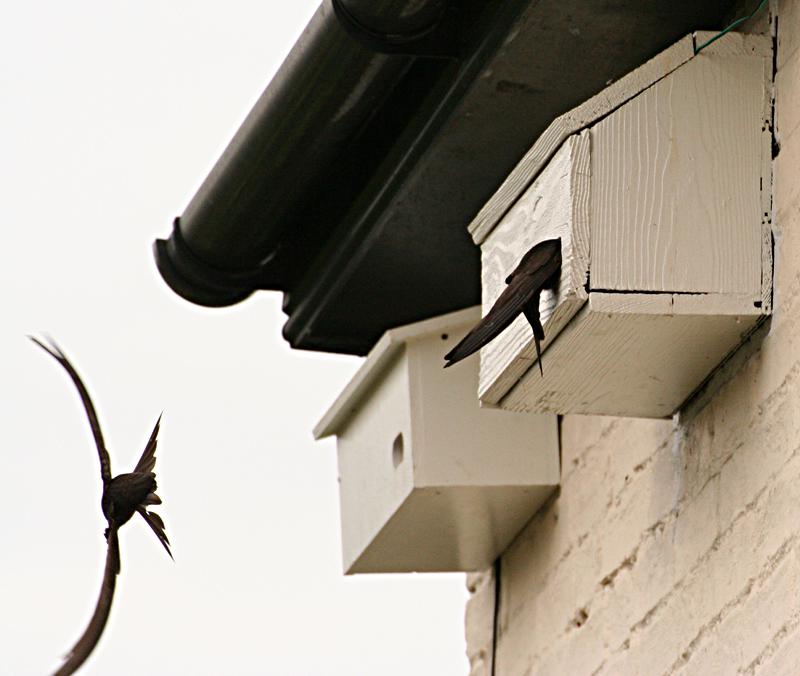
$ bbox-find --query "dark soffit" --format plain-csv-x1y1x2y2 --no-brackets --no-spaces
156,0,736,355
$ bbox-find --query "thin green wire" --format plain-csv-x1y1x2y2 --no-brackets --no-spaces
694,0,768,54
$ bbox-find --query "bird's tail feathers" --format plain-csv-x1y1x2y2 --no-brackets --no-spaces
523,300,546,377
137,507,173,560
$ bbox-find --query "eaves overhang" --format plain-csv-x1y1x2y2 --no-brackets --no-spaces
154,0,736,355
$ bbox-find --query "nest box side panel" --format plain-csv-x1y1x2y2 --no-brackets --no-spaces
590,44,770,298
337,348,416,572
407,328,559,488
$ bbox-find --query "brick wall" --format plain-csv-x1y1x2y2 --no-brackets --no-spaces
465,3,800,673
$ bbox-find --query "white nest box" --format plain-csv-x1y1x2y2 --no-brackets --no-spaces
468,32,773,418
314,308,559,574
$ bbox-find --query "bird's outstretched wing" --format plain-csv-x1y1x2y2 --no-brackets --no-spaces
133,414,161,475
444,238,561,368
137,507,173,560
53,526,121,676
30,336,112,484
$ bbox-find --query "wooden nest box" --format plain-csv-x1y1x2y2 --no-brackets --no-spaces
314,308,559,574
468,32,773,418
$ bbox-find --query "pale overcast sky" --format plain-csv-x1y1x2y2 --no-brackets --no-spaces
0,3,468,674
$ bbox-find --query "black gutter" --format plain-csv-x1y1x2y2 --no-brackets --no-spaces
154,0,453,307
281,0,532,349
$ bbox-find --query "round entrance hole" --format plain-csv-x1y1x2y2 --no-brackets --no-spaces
392,433,404,468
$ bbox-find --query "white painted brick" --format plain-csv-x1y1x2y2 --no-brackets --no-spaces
751,609,800,675
778,0,800,69
598,449,800,674
673,549,800,674
497,422,674,659
465,570,495,676
774,124,800,222
776,48,800,140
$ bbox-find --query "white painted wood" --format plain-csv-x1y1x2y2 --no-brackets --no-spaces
315,308,559,573
314,308,478,439
347,485,554,573
499,293,763,418
590,38,769,297
469,34,697,245
477,133,590,405
472,32,772,417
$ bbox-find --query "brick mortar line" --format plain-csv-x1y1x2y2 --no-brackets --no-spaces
586,441,800,674
741,604,800,674
510,389,795,666
634,441,800,637
560,419,623,483
664,534,798,675
504,435,670,624
684,358,800,487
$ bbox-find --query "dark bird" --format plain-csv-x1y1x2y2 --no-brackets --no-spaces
30,336,171,676
444,238,561,374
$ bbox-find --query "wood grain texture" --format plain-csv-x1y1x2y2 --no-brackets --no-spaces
477,134,590,405
469,35,696,245
469,32,772,249
499,293,763,418
590,39,770,298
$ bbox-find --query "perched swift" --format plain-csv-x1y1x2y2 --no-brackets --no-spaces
444,238,561,374
30,336,171,676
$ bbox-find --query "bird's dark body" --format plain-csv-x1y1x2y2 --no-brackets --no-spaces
444,238,562,372
103,472,157,527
